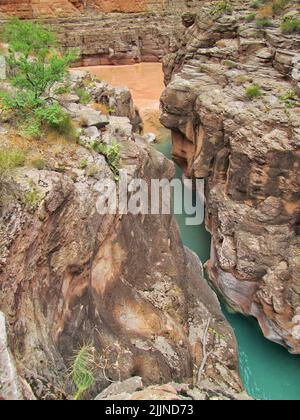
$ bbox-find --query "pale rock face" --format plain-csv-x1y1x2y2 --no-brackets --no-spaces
160,1,300,353
0,312,23,400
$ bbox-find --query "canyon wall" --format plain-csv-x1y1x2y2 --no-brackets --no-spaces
52,13,183,65
0,1,198,65
0,72,241,399
0,0,199,18
161,0,300,353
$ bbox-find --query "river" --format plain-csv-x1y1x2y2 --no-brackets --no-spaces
80,63,300,401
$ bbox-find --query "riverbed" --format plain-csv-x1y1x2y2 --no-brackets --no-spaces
82,63,300,401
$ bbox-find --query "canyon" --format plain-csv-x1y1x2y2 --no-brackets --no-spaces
0,0,299,401
0,70,243,400
160,0,300,353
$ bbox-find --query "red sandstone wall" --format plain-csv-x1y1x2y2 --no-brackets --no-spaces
88,0,164,13
0,0,167,18
0,0,79,18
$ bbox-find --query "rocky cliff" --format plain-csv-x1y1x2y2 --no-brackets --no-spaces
161,0,300,353
0,71,241,399
0,1,197,65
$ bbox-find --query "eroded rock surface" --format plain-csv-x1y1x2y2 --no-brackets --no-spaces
0,75,241,399
95,376,251,401
161,0,300,353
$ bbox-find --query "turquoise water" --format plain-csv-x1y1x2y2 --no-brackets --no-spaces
155,135,300,401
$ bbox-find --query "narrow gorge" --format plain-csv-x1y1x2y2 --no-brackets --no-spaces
0,0,299,402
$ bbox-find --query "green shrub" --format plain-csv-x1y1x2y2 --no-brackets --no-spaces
2,19,77,100
0,19,78,139
272,0,291,15
210,1,233,17
21,119,42,139
35,103,70,134
256,18,273,28
55,86,72,95
31,158,46,170
245,85,263,100
245,13,257,22
280,90,298,108
86,163,99,178
75,88,91,105
71,345,95,401
23,186,44,210
281,17,300,34
0,148,25,175
250,1,262,9
79,158,88,170
92,142,121,180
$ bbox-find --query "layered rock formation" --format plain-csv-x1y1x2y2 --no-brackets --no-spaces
0,72,241,399
49,14,182,65
161,1,300,353
0,1,197,65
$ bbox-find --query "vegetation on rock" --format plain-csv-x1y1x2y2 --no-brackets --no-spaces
210,1,233,18
281,16,300,33
70,345,95,401
0,19,78,139
92,141,121,180
245,85,263,100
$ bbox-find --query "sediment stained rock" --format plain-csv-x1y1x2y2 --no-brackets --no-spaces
161,0,300,353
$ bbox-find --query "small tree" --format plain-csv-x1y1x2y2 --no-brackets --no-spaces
0,19,78,138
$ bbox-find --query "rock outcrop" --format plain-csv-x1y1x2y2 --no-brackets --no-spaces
95,376,251,401
0,72,241,399
161,0,300,353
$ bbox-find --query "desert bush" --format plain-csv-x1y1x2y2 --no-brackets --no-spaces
251,0,262,9
271,0,291,14
280,90,298,108
31,158,46,170
0,148,25,176
256,18,273,28
281,17,300,34
210,1,233,18
76,88,91,105
245,13,257,22
0,147,25,201
70,345,95,401
0,19,78,139
245,85,263,100
92,142,121,180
